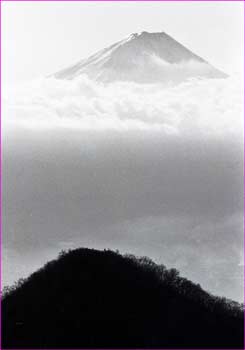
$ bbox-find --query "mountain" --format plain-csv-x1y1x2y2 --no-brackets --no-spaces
54,31,227,84
2,248,243,349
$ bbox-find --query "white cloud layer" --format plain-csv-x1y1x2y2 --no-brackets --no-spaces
3,75,243,138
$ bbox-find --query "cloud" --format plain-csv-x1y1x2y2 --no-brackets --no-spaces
3,74,243,138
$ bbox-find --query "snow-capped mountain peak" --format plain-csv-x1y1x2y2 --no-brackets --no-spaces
54,31,227,84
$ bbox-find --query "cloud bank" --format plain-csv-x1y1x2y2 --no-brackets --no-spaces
3,75,243,138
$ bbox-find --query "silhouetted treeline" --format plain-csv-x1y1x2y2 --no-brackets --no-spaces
2,247,244,349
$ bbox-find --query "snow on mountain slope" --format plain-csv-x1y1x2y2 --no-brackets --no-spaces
54,31,227,84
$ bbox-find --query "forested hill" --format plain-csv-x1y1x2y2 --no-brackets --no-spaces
2,247,244,349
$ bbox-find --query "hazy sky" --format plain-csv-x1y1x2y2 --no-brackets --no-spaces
2,1,244,85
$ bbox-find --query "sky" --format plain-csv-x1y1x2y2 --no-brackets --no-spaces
2,1,244,85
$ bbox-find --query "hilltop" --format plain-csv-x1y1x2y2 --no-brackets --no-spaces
2,247,243,348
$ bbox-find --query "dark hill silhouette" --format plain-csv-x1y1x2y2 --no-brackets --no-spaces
2,248,244,349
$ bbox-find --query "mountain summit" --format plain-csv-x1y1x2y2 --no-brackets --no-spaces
54,31,227,84
3,248,243,348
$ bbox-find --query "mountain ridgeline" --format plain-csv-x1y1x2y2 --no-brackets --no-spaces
54,31,227,84
2,248,243,349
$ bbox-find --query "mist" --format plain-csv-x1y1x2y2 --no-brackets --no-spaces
3,75,243,302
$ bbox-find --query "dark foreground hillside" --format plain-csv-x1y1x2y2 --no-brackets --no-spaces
2,248,244,349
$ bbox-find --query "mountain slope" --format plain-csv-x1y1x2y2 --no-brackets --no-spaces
54,31,227,83
2,248,243,349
